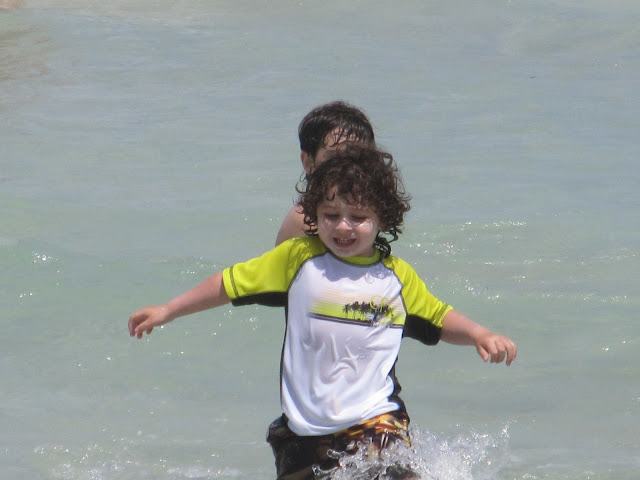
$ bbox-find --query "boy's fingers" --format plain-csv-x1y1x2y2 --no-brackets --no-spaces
135,322,152,338
496,339,516,366
128,309,152,338
128,318,137,336
480,337,517,365
128,310,143,334
483,339,499,361
476,345,489,362
505,342,517,366
497,340,510,363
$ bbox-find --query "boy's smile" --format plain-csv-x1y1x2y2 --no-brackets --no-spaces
317,191,381,259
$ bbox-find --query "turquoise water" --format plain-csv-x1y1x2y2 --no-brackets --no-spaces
2,1,639,478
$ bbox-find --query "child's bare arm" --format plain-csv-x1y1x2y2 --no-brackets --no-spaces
128,271,230,339
275,206,306,246
440,309,517,366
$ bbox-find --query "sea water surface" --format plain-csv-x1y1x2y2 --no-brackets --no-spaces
1,1,639,479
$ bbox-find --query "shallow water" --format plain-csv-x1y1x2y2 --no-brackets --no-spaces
2,1,639,479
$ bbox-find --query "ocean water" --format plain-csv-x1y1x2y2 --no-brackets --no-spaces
1,1,639,479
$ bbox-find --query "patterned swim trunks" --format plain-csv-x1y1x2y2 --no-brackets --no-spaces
266,410,417,480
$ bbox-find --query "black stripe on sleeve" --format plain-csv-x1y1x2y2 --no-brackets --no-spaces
231,292,288,308
402,315,442,345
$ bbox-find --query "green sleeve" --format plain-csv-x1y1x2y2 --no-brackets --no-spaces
222,237,324,307
386,256,453,344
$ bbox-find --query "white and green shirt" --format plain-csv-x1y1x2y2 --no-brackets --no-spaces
222,236,452,436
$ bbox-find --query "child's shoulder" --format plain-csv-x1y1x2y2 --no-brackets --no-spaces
382,251,409,267
382,253,419,277
278,235,326,259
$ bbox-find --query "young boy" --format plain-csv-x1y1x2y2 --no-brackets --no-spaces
275,101,376,246
129,145,517,480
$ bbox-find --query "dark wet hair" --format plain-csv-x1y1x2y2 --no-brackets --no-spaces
298,101,375,158
297,145,411,257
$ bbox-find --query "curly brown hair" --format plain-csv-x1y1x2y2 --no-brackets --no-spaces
296,145,411,257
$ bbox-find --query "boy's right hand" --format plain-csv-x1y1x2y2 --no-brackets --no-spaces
128,305,173,339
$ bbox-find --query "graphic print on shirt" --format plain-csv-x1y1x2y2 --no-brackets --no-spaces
308,285,405,328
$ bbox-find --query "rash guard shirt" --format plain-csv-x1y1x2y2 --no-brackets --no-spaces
222,236,452,436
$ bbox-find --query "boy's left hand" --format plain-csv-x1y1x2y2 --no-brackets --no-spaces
475,333,517,366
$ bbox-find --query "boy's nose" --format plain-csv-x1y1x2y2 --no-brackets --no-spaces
336,217,352,231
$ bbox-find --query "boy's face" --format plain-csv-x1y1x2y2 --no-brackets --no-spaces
316,189,381,258
301,128,358,175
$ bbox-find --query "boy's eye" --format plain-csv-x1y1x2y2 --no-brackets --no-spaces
323,213,339,220
350,216,366,224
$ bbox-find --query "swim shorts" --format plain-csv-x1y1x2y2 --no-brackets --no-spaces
266,410,416,480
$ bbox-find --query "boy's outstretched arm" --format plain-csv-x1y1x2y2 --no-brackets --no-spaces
128,271,230,339
440,310,517,366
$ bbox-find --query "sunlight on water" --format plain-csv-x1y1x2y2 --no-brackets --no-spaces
34,438,252,480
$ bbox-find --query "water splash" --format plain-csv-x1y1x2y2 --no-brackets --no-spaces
331,425,511,480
